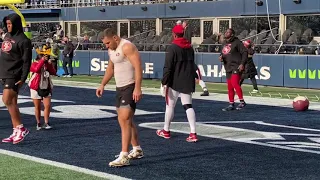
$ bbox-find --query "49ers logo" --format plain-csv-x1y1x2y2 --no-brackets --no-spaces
222,44,231,55
1,41,12,52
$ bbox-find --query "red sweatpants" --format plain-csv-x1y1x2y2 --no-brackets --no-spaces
227,74,244,103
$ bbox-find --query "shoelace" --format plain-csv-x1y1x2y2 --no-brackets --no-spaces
15,129,22,137
10,130,17,137
11,128,18,136
114,150,134,158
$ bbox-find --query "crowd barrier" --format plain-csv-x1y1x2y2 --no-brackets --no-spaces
33,50,320,89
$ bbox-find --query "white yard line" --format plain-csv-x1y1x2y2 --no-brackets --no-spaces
0,149,130,180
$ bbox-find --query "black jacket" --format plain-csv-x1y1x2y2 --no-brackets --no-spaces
63,41,74,58
242,48,258,79
162,38,196,94
220,37,248,76
0,14,32,82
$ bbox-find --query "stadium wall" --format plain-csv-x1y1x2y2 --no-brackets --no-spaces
32,50,320,89
0,0,320,21
43,0,320,21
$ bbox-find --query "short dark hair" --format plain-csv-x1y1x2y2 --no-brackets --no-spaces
227,28,235,35
103,28,117,38
175,33,184,38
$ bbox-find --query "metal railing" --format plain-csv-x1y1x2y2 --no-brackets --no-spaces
0,0,217,9
195,43,319,55
29,41,320,55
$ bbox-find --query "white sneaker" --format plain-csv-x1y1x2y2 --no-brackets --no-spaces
2,128,17,143
12,125,29,144
44,123,52,130
66,75,72,78
36,123,42,131
251,89,259,93
128,149,144,159
109,154,130,167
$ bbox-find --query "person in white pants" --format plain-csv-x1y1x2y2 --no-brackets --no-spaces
159,85,198,142
195,66,209,96
157,25,198,142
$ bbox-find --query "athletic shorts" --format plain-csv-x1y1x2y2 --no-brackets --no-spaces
30,89,51,100
0,78,20,93
115,83,136,111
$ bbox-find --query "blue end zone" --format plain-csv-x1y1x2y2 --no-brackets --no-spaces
0,86,320,180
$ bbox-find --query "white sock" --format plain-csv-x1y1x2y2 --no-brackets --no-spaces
133,146,142,151
164,105,174,131
16,124,23,129
120,152,128,157
199,80,207,91
186,108,196,133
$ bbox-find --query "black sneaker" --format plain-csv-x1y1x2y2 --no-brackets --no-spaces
236,102,246,110
222,104,235,111
43,123,52,130
200,90,209,96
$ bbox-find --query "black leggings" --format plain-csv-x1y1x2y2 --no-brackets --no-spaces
239,77,258,90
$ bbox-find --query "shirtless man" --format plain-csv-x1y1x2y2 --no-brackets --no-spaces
96,28,144,167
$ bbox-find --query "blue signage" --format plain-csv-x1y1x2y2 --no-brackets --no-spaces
31,50,320,89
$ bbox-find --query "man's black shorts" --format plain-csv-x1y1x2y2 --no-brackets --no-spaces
0,78,20,93
115,83,136,111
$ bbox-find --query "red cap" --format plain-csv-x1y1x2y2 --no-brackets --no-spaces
243,40,251,47
172,25,184,34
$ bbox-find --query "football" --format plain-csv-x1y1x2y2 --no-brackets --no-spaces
292,96,309,111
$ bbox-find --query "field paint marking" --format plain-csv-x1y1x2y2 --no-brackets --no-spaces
204,121,320,132
139,122,320,155
255,121,320,132
0,149,131,180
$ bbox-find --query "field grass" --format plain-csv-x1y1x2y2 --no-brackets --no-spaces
54,75,320,101
0,154,107,180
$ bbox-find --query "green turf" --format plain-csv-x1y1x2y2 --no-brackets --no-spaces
55,75,320,102
0,154,107,180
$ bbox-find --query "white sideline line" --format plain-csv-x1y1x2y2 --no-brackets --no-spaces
0,149,131,180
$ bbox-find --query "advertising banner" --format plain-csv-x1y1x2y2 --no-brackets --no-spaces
31,50,320,89
283,55,308,88
256,54,283,87
307,56,320,89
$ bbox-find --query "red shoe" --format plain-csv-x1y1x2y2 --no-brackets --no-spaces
2,128,17,143
156,129,171,139
13,126,29,144
186,133,198,142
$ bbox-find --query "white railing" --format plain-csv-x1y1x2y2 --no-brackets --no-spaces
0,0,215,9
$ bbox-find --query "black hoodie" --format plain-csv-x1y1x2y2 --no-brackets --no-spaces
220,36,248,77
0,13,32,82
162,38,196,94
